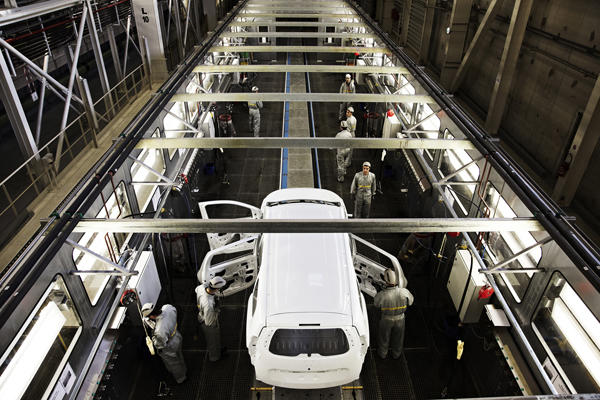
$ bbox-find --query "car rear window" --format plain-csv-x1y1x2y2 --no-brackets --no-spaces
269,329,349,356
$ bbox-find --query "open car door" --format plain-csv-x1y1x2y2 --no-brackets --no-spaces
351,234,407,297
198,235,259,297
198,200,262,253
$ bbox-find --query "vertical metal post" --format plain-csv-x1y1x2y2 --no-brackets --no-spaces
35,54,49,145
143,36,153,90
107,25,124,82
440,0,474,88
3,48,16,77
122,15,132,76
552,75,600,206
173,0,185,59
85,0,115,117
81,77,100,147
54,5,88,172
0,47,39,161
183,0,191,48
485,0,534,135
37,17,53,57
400,0,413,46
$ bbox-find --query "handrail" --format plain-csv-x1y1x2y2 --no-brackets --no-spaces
0,64,146,188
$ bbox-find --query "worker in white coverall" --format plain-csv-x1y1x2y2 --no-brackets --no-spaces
339,74,356,121
345,106,357,137
350,161,376,218
336,120,353,182
195,276,226,361
142,303,187,383
248,86,263,136
374,269,414,359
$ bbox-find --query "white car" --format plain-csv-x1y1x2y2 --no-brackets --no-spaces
198,188,406,389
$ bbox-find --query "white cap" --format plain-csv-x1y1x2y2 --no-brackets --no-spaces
209,276,227,289
363,161,371,168
347,106,354,113
141,303,154,317
384,269,397,286
252,86,259,92
345,74,351,79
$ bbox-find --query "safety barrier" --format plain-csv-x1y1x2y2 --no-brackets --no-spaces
0,64,149,245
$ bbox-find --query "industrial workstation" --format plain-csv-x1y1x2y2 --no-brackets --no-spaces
0,0,599,399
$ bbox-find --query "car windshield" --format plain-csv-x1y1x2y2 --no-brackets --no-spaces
266,199,340,208
269,328,349,356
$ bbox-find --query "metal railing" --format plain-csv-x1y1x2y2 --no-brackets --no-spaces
0,64,149,231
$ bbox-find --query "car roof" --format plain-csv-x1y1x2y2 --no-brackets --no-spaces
259,189,353,318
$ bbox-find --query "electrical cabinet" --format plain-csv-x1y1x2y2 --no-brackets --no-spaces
382,112,401,139
447,249,490,323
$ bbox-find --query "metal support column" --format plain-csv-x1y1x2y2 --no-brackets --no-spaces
0,49,39,160
484,0,534,135
55,5,88,172
418,0,436,64
85,0,111,95
400,0,413,46
552,75,600,206
440,0,473,89
107,24,124,82
450,0,501,92
34,54,49,145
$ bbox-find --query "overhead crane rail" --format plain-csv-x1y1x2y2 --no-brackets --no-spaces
170,92,432,103
68,218,545,233
134,137,476,150
209,45,391,54
192,64,410,74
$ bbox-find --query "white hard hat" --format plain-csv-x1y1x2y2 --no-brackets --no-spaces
252,86,259,92
345,74,351,79
363,161,371,168
141,303,154,317
384,269,397,286
340,120,348,128
347,106,354,113
209,276,227,289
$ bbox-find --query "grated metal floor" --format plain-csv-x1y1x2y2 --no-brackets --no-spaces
98,53,522,400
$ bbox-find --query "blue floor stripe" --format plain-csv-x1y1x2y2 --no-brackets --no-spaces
280,53,291,189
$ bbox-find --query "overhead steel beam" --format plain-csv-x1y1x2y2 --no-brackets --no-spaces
70,218,544,233
485,0,534,135
229,21,367,27
450,0,502,92
170,92,433,103
552,75,600,206
235,13,360,18
134,137,476,150
0,0,81,27
193,64,409,74
220,31,377,39
440,0,474,88
209,45,390,54
243,6,352,11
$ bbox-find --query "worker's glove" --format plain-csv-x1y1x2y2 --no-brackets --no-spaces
456,340,464,360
